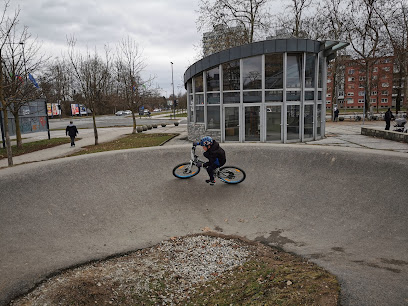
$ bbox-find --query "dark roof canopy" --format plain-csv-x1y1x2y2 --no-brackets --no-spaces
184,38,349,88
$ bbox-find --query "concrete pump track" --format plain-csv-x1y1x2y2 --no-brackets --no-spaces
0,144,407,305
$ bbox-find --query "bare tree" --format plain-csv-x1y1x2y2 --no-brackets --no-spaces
67,38,112,145
115,37,151,133
344,0,384,116
197,0,272,55
274,0,314,38
315,0,348,119
0,0,19,166
40,57,72,115
3,24,46,148
374,0,408,113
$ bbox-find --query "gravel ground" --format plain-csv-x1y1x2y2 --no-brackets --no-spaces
10,233,339,305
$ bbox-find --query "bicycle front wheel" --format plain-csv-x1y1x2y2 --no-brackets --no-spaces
218,166,246,184
173,162,200,179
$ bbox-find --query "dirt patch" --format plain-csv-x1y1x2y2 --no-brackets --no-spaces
10,233,339,305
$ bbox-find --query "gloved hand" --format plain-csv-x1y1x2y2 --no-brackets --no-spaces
196,162,202,168
203,162,210,168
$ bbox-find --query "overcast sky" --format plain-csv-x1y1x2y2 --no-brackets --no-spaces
8,0,203,97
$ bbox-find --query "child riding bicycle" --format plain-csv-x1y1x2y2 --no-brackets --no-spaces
197,136,226,185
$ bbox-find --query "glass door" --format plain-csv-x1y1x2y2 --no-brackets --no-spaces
244,106,260,141
304,104,314,139
286,104,300,141
224,106,240,141
266,105,282,141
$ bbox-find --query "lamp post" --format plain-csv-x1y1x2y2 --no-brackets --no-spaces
171,61,175,119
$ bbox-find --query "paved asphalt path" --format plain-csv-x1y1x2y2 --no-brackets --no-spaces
0,144,407,305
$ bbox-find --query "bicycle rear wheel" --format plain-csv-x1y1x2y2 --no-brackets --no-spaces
173,162,200,179
218,166,246,184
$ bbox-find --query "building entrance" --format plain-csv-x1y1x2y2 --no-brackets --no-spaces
286,104,300,141
224,106,240,142
244,106,260,141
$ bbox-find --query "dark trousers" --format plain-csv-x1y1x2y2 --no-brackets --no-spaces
385,120,391,130
70,136,76,146
206,164,217,181
206,160,226,181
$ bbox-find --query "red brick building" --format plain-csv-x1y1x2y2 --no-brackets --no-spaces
326,56,401,111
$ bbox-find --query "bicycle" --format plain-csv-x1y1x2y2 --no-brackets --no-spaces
172,142,246,184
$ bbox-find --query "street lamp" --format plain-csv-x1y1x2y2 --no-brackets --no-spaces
171,61,175,119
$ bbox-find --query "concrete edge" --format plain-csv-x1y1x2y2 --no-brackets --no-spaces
361,127,408,143
1,143,407,177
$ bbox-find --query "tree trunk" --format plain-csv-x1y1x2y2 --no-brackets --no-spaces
92,111,98,145
331,59,338,121
132,112,137,134
14,112,23,148
2,107,13,166
404,75,408,111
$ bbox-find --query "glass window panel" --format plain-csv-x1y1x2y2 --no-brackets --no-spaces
317,104,322,136
223,92,240,104
196,106,204,122
287,54,303,88
243,91,262,103
304,105,314,138
207,105,220,129
194,74,203,92
243,56,262,90
206,67,220,91
266,106,281,141
305,53,316,88
265,91,283,102
195,94,204,105
188,80,192,93
287,91,301,101
305,91,314,101
207,93,220,104
245,106,260,141
222,60,240,91
318,55,323,88
189,94,194,121
318,91,322,100
265,53,283,89
225,107,240,141
287,105,300,140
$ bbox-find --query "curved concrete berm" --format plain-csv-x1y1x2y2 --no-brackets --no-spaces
0,144,407,305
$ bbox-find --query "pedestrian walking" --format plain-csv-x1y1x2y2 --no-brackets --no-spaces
384,108,394,130
66,121,78,147
334,108,339,122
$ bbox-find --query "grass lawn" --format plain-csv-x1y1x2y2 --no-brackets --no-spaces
0,138,71,160
68,133,177,156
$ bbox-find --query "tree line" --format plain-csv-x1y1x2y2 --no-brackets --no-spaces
0,1,186,167
197,0,408,117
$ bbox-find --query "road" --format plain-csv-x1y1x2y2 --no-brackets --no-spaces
0,144,407,305
48,114,186,130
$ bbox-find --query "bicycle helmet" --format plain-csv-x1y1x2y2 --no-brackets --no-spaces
199,136,213,147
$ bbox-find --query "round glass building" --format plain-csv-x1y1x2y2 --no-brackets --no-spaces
184,38,348,143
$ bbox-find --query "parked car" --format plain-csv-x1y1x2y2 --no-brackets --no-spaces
123,110,132,115
153,108,161,112
115,111,124,116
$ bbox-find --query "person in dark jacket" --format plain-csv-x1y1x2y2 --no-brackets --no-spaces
384,108,394,130
66,121,78,147
198,136,226,185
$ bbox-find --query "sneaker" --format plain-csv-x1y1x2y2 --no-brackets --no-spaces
205,179,215,186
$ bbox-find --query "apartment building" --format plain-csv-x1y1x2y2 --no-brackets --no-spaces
326,56,403,110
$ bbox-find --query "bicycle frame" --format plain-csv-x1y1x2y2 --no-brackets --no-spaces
189,144,206,169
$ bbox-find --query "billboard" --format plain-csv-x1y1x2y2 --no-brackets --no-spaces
71,104,80,115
